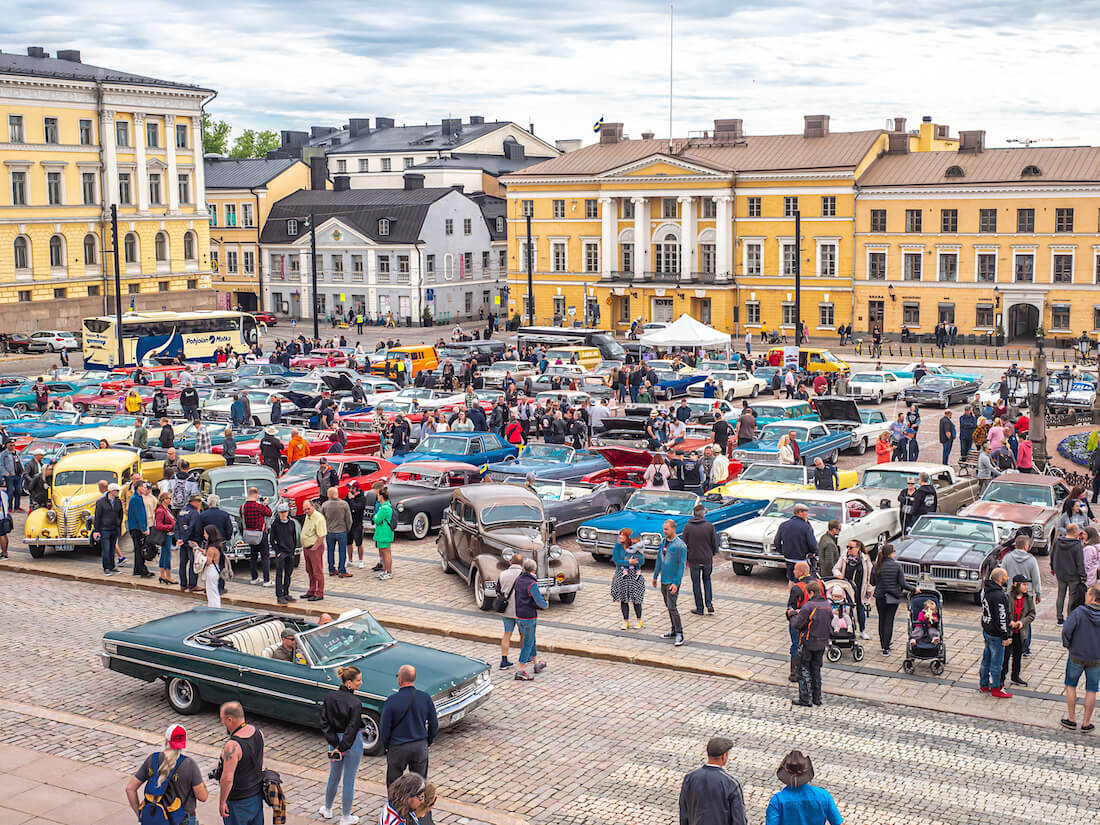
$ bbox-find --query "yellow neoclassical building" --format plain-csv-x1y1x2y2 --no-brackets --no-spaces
0,47,215,332
502,116,958,336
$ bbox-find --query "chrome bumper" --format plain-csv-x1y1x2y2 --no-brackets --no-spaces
26,537,89,547
722,548,785,568
435,681,494,726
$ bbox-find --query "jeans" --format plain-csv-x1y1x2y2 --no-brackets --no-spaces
158,536,173,570
980,631,1006,689
689,563,713,611
661,583,682,635
222,793,264,825
1057,578,1086,621
4,475,19,510
99,530,119,572
941,440,953,466
326,531,348,574
855,600,867,632
788,623,800,658
248,534,270,582
325,731,364,817
385,739,429,787
629,385,639,403
876,598,899,651
1092,472,1100,504
275,552,294,601
178,543,197,589
517,617,538,664
1001,631,1023,683
798,646,824,704
960,437,973,462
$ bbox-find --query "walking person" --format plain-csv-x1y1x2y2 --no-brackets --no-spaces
512,557,549,680
1061,585,1100,731
318,666,365,825
125,725,208,825
93,482,124,576
1052,523,1088,624
833,539,872,640
653,519,686,646
322,486,353,579
791,580,831,707
270,503,299,606
380,665,439,786
497,553,524,668
373,487,395,580
678,736,747,825
240,487,273,587
871,544,917,656
684,504,717,616
153,491,176,584
300,499,327,601
979,567,1014,698
611,529,646,629
1001,575,1036,688
939,409,956,466
174,494,203,592
959,406,977,462
215,702,266,825
126,479,154,578
765,750,843,825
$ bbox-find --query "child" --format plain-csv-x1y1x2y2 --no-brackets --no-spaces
909,599,941,648
828,586,851,633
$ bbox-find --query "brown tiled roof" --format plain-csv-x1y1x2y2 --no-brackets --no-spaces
858,146,1100,187
507,130,885,178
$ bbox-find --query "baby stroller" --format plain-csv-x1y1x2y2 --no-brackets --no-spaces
824,579,864,663
903,586,947,676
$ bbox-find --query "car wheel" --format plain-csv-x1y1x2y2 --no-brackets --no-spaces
558,591,577,604
165,677,204,715
942,398,949,409
855,438,867,456
751,385,759,398
12,402,28,412
726,391,735,402
472,567,494,611
828,449,839,463
732,562,753,576
74,403,86,413
876,391,883,404
930,660,945,676
410,512,430,540
592,553,612,563
27,544,44,559
361,710,383,756
825,646,842,664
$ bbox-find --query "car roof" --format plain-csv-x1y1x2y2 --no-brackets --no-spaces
867,462,951,473
422,431,481,440
203,465,278,481
398,461,479,472
770,490,865,503
753,400,810,408
456,484,540,505
990,473,1060,487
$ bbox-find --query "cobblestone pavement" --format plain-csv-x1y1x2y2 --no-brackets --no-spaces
1,576,1096,825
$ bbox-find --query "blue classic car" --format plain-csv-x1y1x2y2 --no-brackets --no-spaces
4,410,96,438
486,444,610,482
388,431,519,467
747,400,818,427
576,488,767,561
21,434,101,463
731,420,853,466
894,362,983,386
651,369,706,400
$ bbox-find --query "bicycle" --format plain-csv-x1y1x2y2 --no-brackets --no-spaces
1039,462,1066,479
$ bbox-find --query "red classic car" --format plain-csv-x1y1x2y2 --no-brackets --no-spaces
70,385,182,413
580,446,741,488
277,453,395,516
250,311,278,326
101,366,191,391
218,426,380,467
289,348,349,370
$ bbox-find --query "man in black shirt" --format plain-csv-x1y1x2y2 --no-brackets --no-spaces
391,415,411,454
568,412,587,450
258,427,284,473
712,413,731,454
270,502,299,605
812,457,838,491
217,702,265,823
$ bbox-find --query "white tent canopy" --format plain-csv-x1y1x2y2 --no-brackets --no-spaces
638,313,731,349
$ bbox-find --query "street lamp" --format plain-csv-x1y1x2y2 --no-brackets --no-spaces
1028,354,1048,469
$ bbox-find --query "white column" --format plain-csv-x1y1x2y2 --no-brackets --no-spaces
191,116,206,212
715,195,732,281
599,196,614,278
679,196,695,281
133,113,149,213
100,110,118,208
632,196,647,280
165,115,180,213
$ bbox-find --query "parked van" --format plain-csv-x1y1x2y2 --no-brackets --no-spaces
544,346,602,370
374,345,439,380
765,347,849,374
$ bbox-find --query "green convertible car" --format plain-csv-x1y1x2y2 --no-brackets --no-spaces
101,607,493,755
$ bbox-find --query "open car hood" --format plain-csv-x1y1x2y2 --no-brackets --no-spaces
591,446,654,467
599,417,650,434
812,397,861,423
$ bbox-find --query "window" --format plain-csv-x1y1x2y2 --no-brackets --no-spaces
552,241,567,272
187,279,197,290
495,216,504,233
178,173,190,204
868,251,886,280
288,255,299,274
701,199,716,219
745,301,761,324
937,303,955,324
241,203,254,227
210,250,219,271
553,199,565,218
977,253,996,282
116,121,129,146
331,256,344,278
662,198,677,219
498,249,506,271
584,199,598,219
425,254,434,276
584,242,599,272
821,196,836,217
938,252,957,282
656,232,679,273
784,196,799,217
17,290,30,302
83,233,97,265
781,303,796,326
1017,208,1034,233
243,251,255,274
481,250,490,272
622,199,635,219
521,200,533,217
53,288,66,299
782,242,796,276
466,292,474,314
941,209,957,232
403,157,414,169
819,303,834,326
398,255,410,274
463,218,472,235
158,281,169,292
183,231,196,261
226,251,238,273
975,304,994,328
819,243,837,276
208,204,217,227
82,172,96,204
1094,307,1100,330
154,232,168,262
88,284,99,297
462,252,473,275
444,219,453,236
43,117,58,144
352,254,363,275
146,121,159,148
381,158,392,172
1096,254,1100,284
870,209,886,232
1015,253,1034,282
903,252,922,281
700,243,715,273
902,302,920,326
1056,208,1074,232
905,209,922,233
46,171,61,205
13,236,29,270
979,208,997,233
1052,305,1071,331
287,219,298,235
49,235,63,267
621,243,633,272
1054,253,1073,282
118,173,132,205
378,256,390,277
175,123,188,148
79,119,92,145
148,173,162,205
335,159,347,173
225,204,237,227
11,171,26,205
618,295,631,324
124,233,137,263
358,159,369,172
8,115,23,143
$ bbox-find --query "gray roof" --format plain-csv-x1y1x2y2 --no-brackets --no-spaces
0,51,213,93
412,153,553,175
467,193,506,240
326,120,514,155
260,187,455,245
204,158,304,190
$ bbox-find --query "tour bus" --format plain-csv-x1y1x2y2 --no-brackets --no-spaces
515,326,626,362
81,310,261,368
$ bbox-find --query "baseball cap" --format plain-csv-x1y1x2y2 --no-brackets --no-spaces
107,483,121,492
165,724,187,749
1012,574,1031,584
276,502,289,513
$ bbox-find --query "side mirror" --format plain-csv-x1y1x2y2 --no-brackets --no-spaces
880,498,891,509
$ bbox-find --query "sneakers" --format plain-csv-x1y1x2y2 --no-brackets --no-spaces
674,635,685,646
991,687,1013,699
378,571,392,580
103,569,117,576
631,619,644,630
262,580,274,588
1010,678,1029,687
860,631,870,640
979,686,991,693
500,658,513,669
533,660,547,674
371,562,383,572
339,816,360,825
318,805,333,819
250,577,261,586
358,560,365,569
514,670,534,681
690,609,704,616
662,631,677,639
621,620,630,630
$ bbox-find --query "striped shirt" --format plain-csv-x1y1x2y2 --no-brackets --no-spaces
378,803,405,825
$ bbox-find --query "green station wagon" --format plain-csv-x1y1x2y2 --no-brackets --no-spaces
101,607,493,755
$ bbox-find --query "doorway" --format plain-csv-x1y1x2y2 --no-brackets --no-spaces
867,300,884,332
1008,303,1039,339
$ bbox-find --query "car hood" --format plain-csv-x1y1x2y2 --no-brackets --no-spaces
812,397,861,423
713,480,804,500
591,446,653,467
730,515,827,543
54,489,102,511
582,509,685,534
962,501,1052,524
598,417,649,433
481,525,545,554
279,479,318,500
894,535,991,567
352,641,487,693
736,439,781,452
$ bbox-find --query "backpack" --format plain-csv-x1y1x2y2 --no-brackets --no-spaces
652,469,665,486
138,752,188,825
170,477,188,511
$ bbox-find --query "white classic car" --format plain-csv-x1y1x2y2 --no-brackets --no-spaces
846,371,908,403
688,370,768,400
202,389,284,425
813,397,889,455
720,490,900,576
393,388,466,410
482,361,538,389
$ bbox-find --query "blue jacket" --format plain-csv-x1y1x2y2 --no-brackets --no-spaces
765,784,843,825
896,436,920,461
612,540,645,569
1062,603,1100,663
126,495,147,532
199,507,235,545
230,399,247,427
173,504,202,543
775,516,817,563
653,536,686,586
379,685,439,749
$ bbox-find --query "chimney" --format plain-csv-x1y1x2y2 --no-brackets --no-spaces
599,122,624,144
403,173,425,190
309,156,329,190
56,49,81,62
310,126,336,139
333,175,351,192
803,115,830,138
641,131,655,140
959,130,986,153
348,118,371,138
713,118,744,143
886,132,910,154
502,140,525,161
922,115,933,123
555,139,582,153
441,118,462,138
469,115,485,125
893,117,906,133
374,117,395,130
280,130,308,148
26,46,46,58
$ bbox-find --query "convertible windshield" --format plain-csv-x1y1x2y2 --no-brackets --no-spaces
626,489,697,516
918,377,954,390
519,444,574,463
287,381,322,393
482,503,543,526
859,469,915,490
376,399,417,413
850,374,882,383
980,481,1054,507
417,436,468,454
503,478,565,499
739,464,806,484
38,411,78,423
911,517,996,543
297,612,394,666
763,497,842,522
390,469,443,486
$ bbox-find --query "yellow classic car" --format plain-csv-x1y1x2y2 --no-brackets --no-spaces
708,461,857,499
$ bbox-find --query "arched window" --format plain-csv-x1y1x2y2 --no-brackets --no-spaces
655,231,679,274
83,233,98,265
183,231,196,261
13,236,29,270
155,231,168,262
124,232,138,264
495,216,504,233
49,234,64,268
378,218,390,236
1021,164,1042,177
945,165,965,178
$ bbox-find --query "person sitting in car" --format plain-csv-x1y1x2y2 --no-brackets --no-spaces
270,628,298,661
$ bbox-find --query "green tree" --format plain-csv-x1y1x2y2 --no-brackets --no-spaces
202,113,231,155
230,129,280,159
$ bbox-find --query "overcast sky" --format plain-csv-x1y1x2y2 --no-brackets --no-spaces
5,1,1098,148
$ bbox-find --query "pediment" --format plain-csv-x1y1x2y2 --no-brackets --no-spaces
314,217,374,247
598,155,726,179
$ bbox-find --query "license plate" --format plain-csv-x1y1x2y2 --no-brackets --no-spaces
759,559,781,568
58,543,74,553
450,710,465,723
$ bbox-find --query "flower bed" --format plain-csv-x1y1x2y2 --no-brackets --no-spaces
1057,431,1094,467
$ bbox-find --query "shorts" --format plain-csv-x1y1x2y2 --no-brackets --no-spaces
501,617,516,632
1065,657,1100,693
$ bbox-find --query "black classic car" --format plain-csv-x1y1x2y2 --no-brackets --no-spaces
901,376,980,408
383,461,484,539
894,514,1013,601
500,477,631,535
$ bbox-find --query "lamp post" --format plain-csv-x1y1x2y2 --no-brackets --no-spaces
1027,353,1048,469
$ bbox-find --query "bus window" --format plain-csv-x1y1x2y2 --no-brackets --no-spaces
84,319,111,334
242,315,258,345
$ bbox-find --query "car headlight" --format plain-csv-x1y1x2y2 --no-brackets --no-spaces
641,532,662,547
719,533,732,548
577,527,595,540
396,503,405,513
548,544,562,560
84,513,94,528
1030,524,1043,538
733,451,747,460
500,548,511,560
970,570,979,580
45,509,57,523
477,670,490,684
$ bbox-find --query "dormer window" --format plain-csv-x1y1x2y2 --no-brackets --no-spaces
945,165,964,178
1021,164,1042,177
495,217,504,232
378,218,390,236
287,219,298,235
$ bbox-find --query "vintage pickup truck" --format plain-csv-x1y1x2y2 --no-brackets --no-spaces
849,461,980,515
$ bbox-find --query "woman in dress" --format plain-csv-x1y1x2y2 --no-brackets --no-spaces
202,525,223,608
373,487,394,580
611,528,646,629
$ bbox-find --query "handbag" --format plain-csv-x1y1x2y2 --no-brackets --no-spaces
0,514,11,537
192,548,206,575
492,574,517,614
242,528,264,546
148,527,167,546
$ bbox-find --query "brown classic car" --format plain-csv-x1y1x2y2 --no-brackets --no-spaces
959,472,1070,554
437,485,581,610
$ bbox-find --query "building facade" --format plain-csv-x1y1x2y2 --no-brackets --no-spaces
204,157,311,311
0,47,214,332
